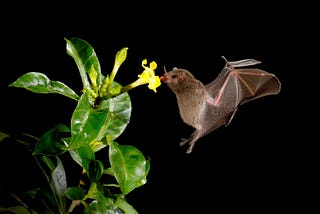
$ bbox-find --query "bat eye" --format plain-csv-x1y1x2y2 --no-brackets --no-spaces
171,74,177,78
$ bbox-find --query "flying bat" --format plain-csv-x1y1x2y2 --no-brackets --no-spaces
160,56,281,153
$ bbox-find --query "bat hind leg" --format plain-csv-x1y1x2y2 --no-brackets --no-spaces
186,140,197,154
180,128,203,154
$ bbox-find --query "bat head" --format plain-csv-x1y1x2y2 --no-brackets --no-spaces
160,67,196,92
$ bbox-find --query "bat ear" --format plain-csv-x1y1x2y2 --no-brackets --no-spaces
173,67,178,70
163,66,168,74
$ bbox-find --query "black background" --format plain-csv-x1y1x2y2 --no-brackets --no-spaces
0,2,315,213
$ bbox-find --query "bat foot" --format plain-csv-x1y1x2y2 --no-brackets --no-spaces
179,138,190,146
186,143,195,154
180,138,196,154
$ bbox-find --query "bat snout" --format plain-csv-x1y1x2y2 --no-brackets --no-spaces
160,75,166,81
160,73,170,82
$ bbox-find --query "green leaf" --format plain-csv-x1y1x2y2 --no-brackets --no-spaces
86,182,99,200
33,124,70,155
69,141,106,184
98,92,131,144
50,156,67,213
88,192,118,214
9,72,79,100
109,141,149,195
40,155,57,172
65,187,86,200
101,48,128,99
69,91,131,152
115,197,138,214
65,37,102,90
69,143,95,168
109,47,128,84
114,47,128,72
87,159,104,183
69,93,110,149
86,183,123,212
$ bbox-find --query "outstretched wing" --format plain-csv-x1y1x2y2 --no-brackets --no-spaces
201,61,281,137
208,68,281,108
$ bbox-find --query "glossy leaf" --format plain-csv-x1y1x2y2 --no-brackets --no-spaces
69,93,110,149
115,197,138,214
109,141,149,195
65,187,86,200
88,159,104,183
88,194,129,214
33,124,70,155
65,37,102,90
87,187,116,213
69,143,95,169
98,91,131,143
9,72,79,100
69,91,131,151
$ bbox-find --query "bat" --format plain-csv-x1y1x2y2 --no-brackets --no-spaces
160,56,281,154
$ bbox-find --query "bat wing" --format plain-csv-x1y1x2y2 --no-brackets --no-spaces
201,63,281,138
208,68,281,107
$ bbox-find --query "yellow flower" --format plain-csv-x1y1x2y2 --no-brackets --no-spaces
138,59,161,92
122,59,161,93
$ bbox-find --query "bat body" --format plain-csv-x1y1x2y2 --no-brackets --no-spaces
160,57,281,153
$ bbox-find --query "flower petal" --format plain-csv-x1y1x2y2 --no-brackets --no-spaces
150,61,157,70
142,59,147,69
